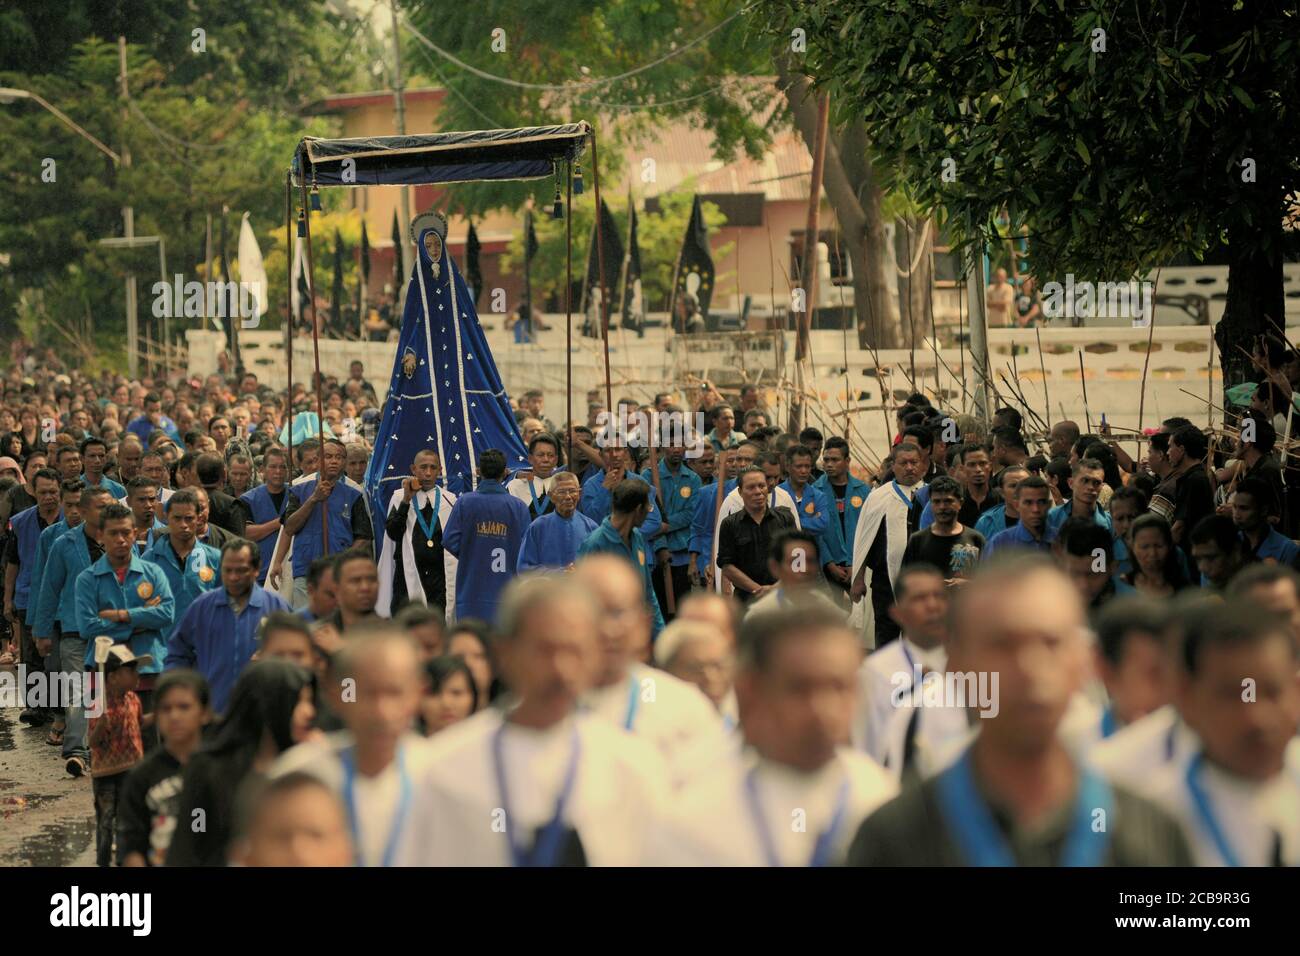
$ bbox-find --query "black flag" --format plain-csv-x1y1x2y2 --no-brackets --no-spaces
581,199,623,337
621,191,644,337
359,218,371,283
331,229,345,337
671,194,714,328
391,209,403,295
466,220,483,307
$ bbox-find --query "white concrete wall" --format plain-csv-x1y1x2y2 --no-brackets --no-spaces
190,317,1243,468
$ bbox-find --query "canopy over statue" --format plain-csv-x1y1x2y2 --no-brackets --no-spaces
364,209,529,517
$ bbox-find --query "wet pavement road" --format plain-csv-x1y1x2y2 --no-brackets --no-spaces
0,699,96,867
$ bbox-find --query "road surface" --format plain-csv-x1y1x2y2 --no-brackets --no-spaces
0,695,96,867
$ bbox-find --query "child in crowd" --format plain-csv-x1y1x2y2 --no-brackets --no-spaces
116,670,212,866
88,646,150,867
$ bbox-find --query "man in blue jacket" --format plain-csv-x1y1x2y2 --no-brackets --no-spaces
814,436,872,593
142,489,222,646
580,444,661,537
72,504,175,773
271,438,372,609
240,446,290,585
578,479,665,637
5,468,63,727
642,441,700,621
32,485,113,770
778,444,842,587
442,449,532,622
166,539,291,713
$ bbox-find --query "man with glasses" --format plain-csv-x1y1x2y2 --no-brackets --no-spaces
516,472,597,572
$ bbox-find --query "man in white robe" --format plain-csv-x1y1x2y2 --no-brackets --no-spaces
405,575,668,866
575,555,725,789
1121,600,1300,866
376,450,457,620
648,603,896,865
851,441,926,649
506,433,563,521
271,625,429,866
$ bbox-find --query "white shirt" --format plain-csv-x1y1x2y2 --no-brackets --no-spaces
271,731,431,867
405,709,668,866
747,586,844,620
1087,704,1200,790
583,662,726,790
854,637,948,761
507,474,559,509
1142,739,1300,866
647,748,897,866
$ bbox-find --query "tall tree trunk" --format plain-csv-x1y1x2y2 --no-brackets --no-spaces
777,63,902,350
1215,214,1285,408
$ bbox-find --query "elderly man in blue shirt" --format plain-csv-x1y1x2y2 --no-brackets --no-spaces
166,539,291,714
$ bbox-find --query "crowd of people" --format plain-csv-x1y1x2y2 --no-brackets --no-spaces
1,342,1297,868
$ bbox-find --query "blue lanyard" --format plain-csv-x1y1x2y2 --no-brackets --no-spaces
934,747,1113,866
1185,753,1242,867
744,764,850,867
891,480,911,508
412,487,441,543
623,675,640,731
1100,707,1119,739
340,746,412,868
492,721,581,867
527,479,550,516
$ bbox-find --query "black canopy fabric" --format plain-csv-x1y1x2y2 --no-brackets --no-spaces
292,123,591,188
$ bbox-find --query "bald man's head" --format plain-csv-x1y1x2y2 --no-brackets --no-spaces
675,592,740,647
948,557,1090,756
574,555,651,685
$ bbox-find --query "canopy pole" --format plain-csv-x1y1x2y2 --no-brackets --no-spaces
591,132,613,419
565,161,574,467
285,171,295,476
299,179,331,554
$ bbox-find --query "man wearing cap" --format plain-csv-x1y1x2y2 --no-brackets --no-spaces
74,503,175,727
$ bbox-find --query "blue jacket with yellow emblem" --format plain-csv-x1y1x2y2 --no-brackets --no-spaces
73,553,175,673
577,518,666,637
141,537,222,642
813,473,872,566
641,460,702,565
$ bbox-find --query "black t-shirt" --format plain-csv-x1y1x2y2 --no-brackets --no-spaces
958,488,1002,528
829,482,849,536
902,526,986,579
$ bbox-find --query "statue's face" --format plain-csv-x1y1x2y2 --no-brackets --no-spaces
423,231,443,263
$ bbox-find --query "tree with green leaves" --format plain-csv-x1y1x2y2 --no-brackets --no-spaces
400,0,908,347
0,0,366,365
754,0,1300,397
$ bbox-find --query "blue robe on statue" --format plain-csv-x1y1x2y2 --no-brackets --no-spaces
364,219,529,537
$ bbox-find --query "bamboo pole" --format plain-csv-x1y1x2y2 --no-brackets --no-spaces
298,180,330,551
